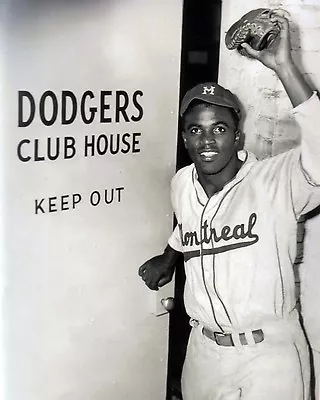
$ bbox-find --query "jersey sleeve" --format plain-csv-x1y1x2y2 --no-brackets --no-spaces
292,92,320,185
168,224,183,252
290,92,320,216
256,92,320,218
167,169,185,252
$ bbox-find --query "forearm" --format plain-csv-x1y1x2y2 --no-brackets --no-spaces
162,244,181,269
275,61,313,108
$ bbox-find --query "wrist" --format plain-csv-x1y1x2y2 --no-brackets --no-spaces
273,58,296,77
272,59,313,107
162,245,180,269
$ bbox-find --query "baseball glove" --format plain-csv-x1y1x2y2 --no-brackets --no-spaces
225,8,281,57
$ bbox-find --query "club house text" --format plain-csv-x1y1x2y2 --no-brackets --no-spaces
17,89,144,161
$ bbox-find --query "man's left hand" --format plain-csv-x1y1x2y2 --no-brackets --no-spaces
241,13,293,73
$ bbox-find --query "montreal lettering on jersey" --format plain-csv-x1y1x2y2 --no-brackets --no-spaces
179,212,259,262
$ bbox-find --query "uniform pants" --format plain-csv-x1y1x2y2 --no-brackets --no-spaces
312,349,320,400
182,321,310,400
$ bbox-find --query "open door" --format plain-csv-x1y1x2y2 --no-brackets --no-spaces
166,1,222,398
1,1,183,399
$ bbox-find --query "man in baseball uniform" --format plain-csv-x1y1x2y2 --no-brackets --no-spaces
139,14,319,400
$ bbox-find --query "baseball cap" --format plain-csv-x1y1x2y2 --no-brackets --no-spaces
180,82,241,118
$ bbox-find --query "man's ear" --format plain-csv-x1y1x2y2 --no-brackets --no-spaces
234,130,241,144
182,131,188,148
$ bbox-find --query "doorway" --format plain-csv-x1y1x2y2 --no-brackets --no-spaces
166,1,222,399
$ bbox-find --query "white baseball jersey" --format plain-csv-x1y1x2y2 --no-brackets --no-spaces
169,92,320,334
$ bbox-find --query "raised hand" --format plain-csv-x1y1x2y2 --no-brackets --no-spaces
240,13,293,73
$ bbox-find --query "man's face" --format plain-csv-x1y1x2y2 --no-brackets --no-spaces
182,103,239,176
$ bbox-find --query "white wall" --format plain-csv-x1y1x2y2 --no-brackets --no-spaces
1,1,183,399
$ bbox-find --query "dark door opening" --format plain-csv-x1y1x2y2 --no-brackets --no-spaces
166,1,222,399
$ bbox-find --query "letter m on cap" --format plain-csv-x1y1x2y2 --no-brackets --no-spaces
202,86,215,95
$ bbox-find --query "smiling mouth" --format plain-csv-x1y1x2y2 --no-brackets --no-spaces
199,150,219,161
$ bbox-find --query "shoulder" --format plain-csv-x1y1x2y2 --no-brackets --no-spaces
171,164,194,189
255,148,299,168
248,148,300,183
170,165,194,211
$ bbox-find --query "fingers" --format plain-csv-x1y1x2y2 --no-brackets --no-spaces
139,264,149,282
270,12,290,38
240,43,261,59
271,8,290,20
144,271,160,291
138,263,146,277
139,264,160,291
139,264,172,290
158,274,173,288
147,281,159,291
138,263,152,286
138,256,173,291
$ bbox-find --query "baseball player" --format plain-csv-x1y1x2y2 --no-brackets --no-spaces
139,14,320,399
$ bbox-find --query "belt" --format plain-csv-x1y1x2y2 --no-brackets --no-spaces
202,327,264,346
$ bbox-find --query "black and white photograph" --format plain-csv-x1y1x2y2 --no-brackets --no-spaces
1,1,320,399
